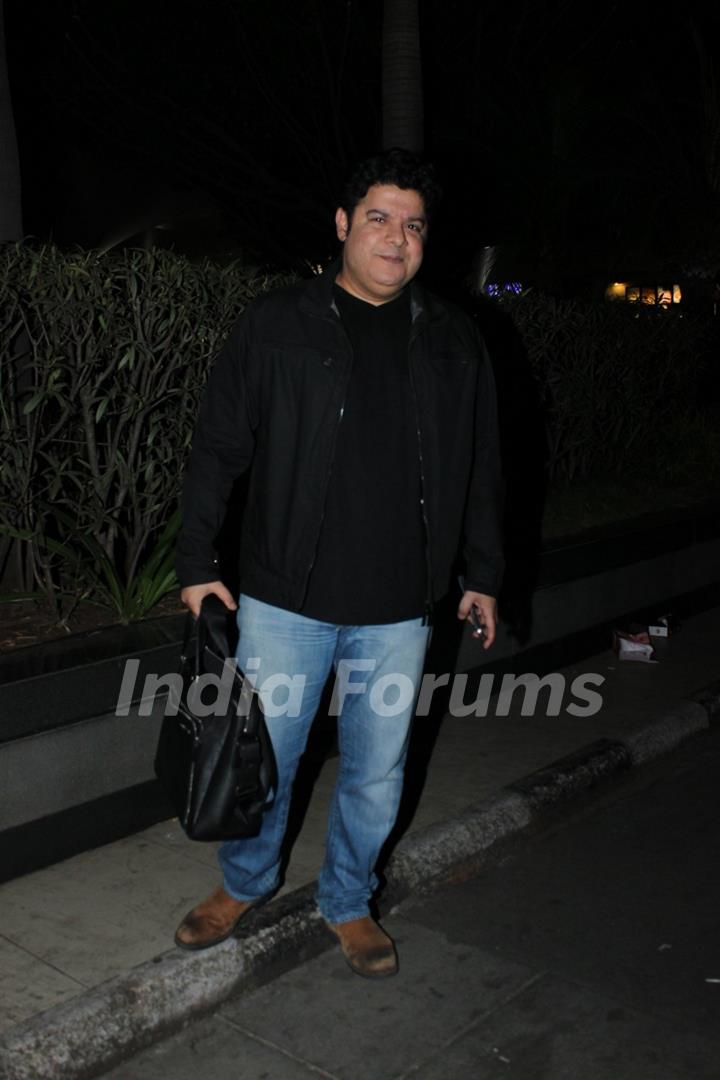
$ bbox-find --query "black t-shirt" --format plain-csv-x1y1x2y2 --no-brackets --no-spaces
299,283,426,624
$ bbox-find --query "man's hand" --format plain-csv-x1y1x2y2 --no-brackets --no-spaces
180,581,237,618
457,591,497,651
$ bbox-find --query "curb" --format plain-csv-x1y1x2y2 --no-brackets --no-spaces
1,680,718,1080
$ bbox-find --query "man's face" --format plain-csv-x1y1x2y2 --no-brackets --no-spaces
335,184,427,305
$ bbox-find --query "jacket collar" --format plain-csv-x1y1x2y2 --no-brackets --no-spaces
298,255,448,327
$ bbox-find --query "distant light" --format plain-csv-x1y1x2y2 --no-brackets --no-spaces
606,282,681,306
484,282,523,297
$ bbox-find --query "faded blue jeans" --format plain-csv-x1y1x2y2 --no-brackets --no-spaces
219,594,430,924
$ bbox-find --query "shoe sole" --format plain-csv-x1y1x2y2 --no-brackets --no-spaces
342,955,399,979
174,893,270,952
323,922,398,979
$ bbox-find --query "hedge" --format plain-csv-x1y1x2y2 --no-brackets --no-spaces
499,291,712,483
0,243,291,620
0,244,713,620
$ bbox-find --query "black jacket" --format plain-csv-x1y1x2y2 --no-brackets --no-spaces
176,264,504,608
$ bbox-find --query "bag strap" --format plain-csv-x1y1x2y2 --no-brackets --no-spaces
180,611,199,676
194,595,262,738
181,595,233,672
199,593,238,657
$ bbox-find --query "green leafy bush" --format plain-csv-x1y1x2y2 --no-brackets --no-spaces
1,243,714,625
0,243,291,621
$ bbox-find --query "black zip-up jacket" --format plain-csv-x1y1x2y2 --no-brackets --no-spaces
176,264,504,608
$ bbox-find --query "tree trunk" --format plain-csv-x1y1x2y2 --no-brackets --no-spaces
0,0,25,595
382,0,424,154
0,0,22,242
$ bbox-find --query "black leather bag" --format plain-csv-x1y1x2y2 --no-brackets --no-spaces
154,594,276,841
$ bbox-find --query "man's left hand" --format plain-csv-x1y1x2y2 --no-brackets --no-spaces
457,591,497,650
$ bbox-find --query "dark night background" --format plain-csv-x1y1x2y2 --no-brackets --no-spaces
6,0,720,300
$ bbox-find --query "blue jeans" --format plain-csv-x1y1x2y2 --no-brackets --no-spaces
219,594,430,924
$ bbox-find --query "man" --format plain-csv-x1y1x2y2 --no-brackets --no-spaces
174,149,503,978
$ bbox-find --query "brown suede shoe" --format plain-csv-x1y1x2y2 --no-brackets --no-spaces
326,916,398,978
174,886,261,951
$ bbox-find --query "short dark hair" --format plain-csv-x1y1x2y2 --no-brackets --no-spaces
340,148,442,224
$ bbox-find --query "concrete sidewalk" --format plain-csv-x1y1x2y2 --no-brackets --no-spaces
1,606,719,1078
99,724,720,1080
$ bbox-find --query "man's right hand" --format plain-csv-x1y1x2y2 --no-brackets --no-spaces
180,581,237,617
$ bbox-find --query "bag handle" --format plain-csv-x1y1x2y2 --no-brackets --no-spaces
189,595,262,739
200,593,238,658
180,594,238,668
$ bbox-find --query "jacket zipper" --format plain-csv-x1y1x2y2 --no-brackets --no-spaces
299,317,353,603
408,327,434,627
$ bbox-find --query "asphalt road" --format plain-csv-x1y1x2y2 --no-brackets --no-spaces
104,726,720,1080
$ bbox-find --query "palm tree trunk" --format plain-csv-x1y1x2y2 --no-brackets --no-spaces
0,0,22,242
382,0,424,153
